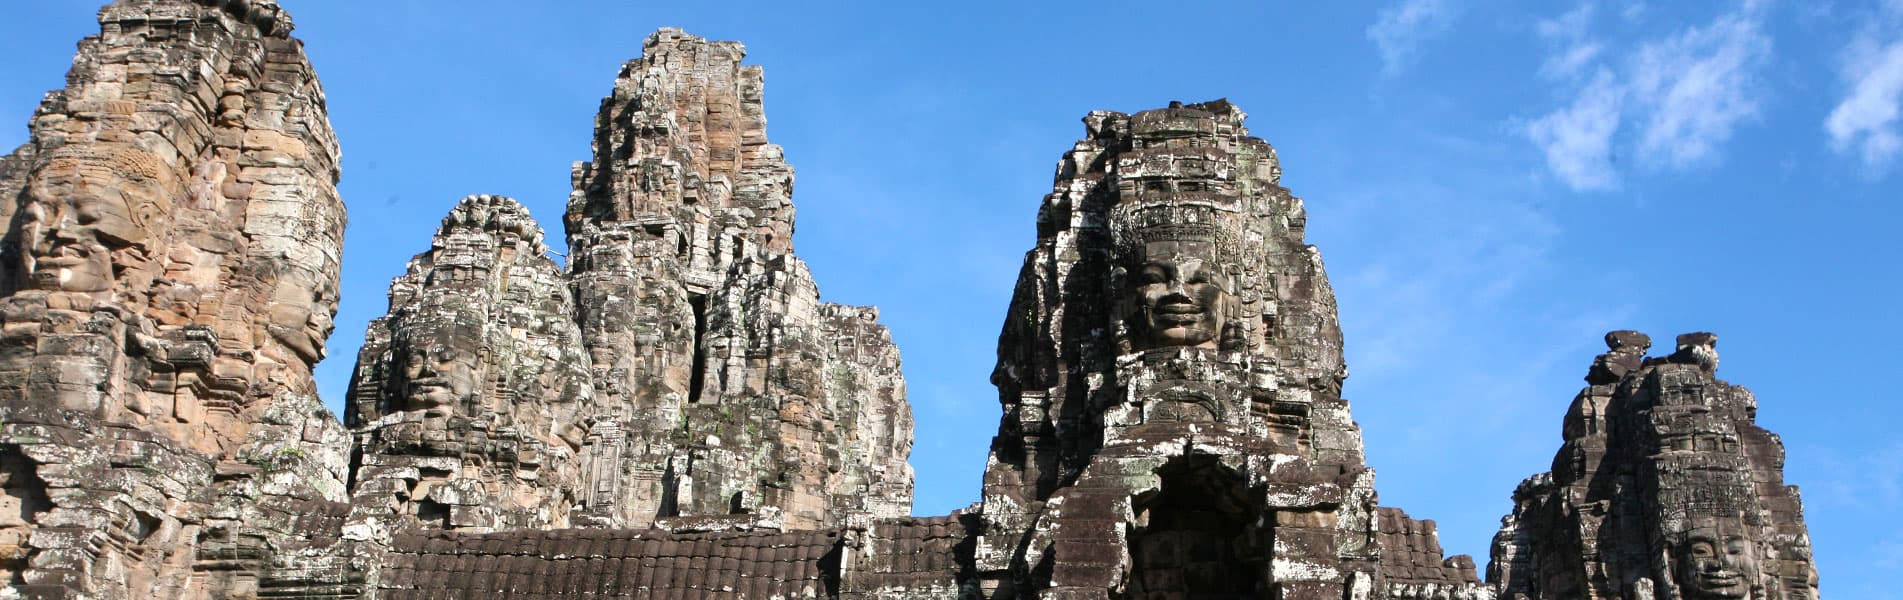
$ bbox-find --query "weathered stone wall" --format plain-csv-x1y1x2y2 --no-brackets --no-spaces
1489,332,1820,600
0,1,349,597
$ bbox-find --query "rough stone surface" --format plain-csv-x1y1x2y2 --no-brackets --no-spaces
958,99,1487,599
558,29,914,531
344,194,592,536
1488,332,1821,600
0,4,1822,599
0,1,350,598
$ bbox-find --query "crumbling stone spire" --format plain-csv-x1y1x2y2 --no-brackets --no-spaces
0,1,350,597
559,28,912,530
1490,331,1821,600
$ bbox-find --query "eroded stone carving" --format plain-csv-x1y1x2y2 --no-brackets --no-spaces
1116,211,1240,351
1675,520,1760,599
968,99,1486,599
1489,332,1820,600
345,195,592,535
17,145,179,293
0,1,350,597
556,29,913,530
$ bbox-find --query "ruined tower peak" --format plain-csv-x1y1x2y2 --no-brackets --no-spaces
101,0,297,36
569,27,796,257
641,27,749,59
1493,329,1818,599
436,193,549,251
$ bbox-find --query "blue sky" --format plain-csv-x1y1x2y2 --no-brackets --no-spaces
4,0,1900,595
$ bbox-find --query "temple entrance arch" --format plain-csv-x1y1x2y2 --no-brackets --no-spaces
1123,454,1267,598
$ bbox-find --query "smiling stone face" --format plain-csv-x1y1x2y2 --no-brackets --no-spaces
1677,524,1760,599
18,145,177,292
395,336,480,411
1130,240,1228,349
269,279,339,364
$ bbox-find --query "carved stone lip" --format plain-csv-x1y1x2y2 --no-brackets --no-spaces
406,378,454,398
1155,302,1202,315
1695,571,1748,592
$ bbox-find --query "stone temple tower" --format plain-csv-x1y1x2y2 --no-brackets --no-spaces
970,100,1478,599
1490,332,1821,600
0,5,1824,596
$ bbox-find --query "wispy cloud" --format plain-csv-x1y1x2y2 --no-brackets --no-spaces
1330,173,1563,378
1620,1,1649,24
1802,440,1903,511
1526,69,1625,191
1536,3,1604,80
1522,3,1772,190
1825,11,1903,171
1627,9,1771,168
1367,0,1460,76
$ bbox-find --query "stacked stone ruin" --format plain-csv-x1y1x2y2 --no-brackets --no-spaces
0,2,1820,598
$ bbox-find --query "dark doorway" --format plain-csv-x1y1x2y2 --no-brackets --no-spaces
1124,456,1264,599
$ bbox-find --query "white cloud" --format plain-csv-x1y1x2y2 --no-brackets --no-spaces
1330,175,1563,378
1802,440,1903,511
1527,69,1625,191
1542,42,1606,81
1536,4,1603,80
1620,2,1649,24
1538,2,1597,39
1826,37,1903,169
1627,10,1771,168
1522,3,1771,189
1367,0,1460,75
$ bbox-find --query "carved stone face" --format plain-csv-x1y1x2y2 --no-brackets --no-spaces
22,224,112,293
269,280,338,364
397,340,478,410
19,147,175,292
1129,240,1229,349
1677,526,1759,599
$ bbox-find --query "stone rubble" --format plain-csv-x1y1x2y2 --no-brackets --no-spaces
0,2,1823,599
